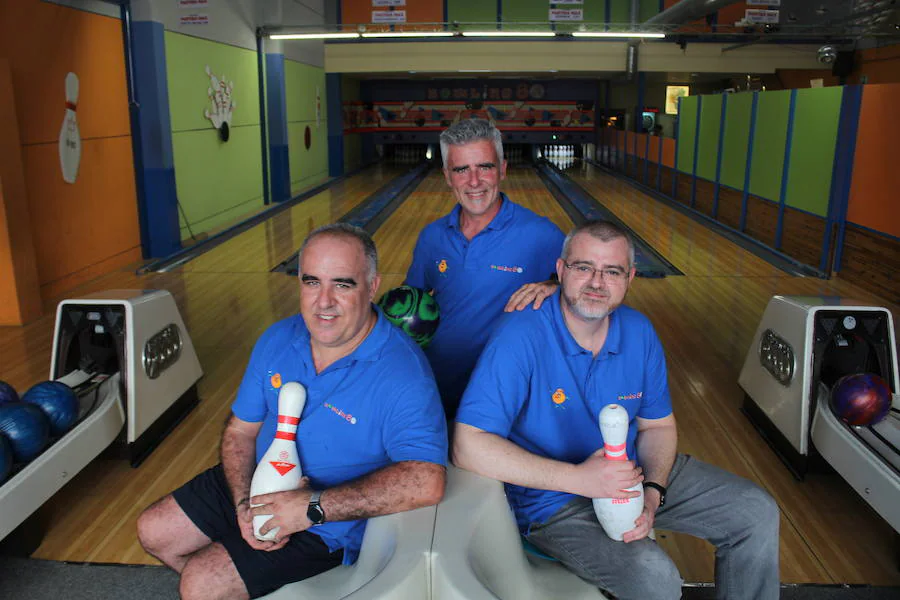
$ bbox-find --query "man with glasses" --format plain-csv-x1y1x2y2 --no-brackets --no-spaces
406,119,564,419
453,220,780,600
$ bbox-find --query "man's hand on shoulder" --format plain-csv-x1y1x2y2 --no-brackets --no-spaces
504,280,559,312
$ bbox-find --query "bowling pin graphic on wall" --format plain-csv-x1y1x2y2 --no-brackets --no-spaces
250,381,305,541
203,65,236,142
592,404,644,541
58,72,82,184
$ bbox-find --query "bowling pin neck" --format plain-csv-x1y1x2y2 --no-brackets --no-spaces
275,414,299,440
603,441,628,461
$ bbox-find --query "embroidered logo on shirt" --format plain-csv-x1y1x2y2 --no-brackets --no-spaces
437,259,448,276
323,401,358,425
617,392,643,402
551,388,567,405
270,373,282,389
490,264,524,274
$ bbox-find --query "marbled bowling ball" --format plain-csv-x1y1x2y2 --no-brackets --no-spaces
830,373,893,427
22,380,79,437
377,286,440,348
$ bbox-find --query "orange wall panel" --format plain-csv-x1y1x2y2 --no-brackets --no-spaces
342,0,443,28
661,137,676,167
847,84,900,239
0,0,140,299
648,135,661,162
635,132,648,159
0,2,130,144
22,137,140,287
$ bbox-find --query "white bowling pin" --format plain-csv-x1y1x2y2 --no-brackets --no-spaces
250,382,306,541
58,72,82,184
592,404,644,541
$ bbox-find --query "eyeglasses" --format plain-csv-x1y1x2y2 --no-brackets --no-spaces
563,262,629,283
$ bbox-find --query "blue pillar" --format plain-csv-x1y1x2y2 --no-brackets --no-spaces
828,85,863,273
326,73,344,177
775,90,797,249
126,11,181,258
266,52,291,202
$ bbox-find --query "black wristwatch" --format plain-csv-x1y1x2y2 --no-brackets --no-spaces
643,482,667,507
307,490,326,525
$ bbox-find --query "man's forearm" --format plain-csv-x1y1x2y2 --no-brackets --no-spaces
453,425,579,494
635,424,677,486
220,418,260,506
320,461,446,522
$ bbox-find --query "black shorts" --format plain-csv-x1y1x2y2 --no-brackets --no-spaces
173,464,344,598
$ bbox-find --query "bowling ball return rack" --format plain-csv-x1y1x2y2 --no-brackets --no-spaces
739,295,900,535
0,290,203,554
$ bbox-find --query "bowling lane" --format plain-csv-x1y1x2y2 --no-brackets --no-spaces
174,163,408,274
373,164,574,293
564,160,790,278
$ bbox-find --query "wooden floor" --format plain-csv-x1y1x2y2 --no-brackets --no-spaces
1,159,898,586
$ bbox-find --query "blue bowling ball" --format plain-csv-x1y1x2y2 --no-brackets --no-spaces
23,381,79,437
0,435,13,484
0,380,19,405
0,403,50,463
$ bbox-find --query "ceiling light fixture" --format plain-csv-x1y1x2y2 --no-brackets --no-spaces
269,33,361,40
572,32,666,39
460,31,556,37
361,31,455,38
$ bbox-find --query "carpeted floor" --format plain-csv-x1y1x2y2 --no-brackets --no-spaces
1,558,898,599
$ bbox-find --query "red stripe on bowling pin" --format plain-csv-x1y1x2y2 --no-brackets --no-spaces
278,415,299,425
275,431,296,441
604,441,627,460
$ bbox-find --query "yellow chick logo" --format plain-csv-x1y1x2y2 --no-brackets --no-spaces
438,259,448,274
270,373,282,389
552,388,566,405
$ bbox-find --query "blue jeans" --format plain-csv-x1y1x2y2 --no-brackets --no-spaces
526,454,780,599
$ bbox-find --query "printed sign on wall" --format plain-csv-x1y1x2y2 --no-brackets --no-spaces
373,10,406,23
550,9,583,21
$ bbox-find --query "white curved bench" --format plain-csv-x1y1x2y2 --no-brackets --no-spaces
259,503,435,600
431,465,610,600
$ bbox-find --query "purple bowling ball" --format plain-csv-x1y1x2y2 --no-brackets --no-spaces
830,373,893,427
0,381,19,406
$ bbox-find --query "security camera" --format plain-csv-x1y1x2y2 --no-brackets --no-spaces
817,45,838,64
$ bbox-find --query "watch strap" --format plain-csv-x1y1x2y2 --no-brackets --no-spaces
643,481,667,505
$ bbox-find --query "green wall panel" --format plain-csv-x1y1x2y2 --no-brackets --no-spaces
749,90,791,201
448,0,495,30
696,95,722,181
785,87,842,216
609,0,630,23
285,60,326,123
676,96,698,173
165,31,262,238
286,59,329,194
172,127,263,239
165,32,259,131
639,0,660,22
289,122,329,195
720,92,753,190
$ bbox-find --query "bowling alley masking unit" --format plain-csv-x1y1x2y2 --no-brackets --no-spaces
0,290,202,546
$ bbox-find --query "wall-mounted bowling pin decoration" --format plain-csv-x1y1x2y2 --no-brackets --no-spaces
592,404,644,541
203,65,236,142
249,381,305,541
58,72,82,184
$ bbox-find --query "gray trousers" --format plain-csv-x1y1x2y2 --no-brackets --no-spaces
526,454,780,600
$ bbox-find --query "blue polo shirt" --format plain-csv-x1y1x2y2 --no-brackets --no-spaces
456,292,672,533
406,194,564,414
231,308,448,564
